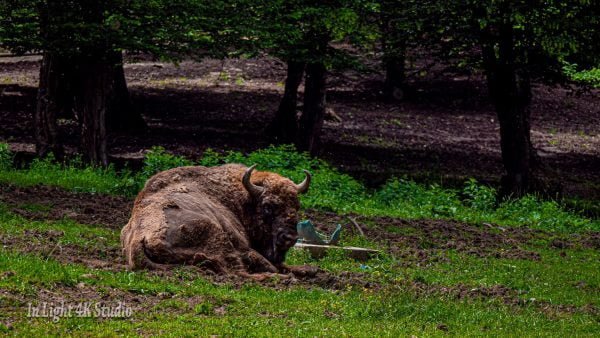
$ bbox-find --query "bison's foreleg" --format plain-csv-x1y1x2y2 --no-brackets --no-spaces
242,250,279,273
277,264,319,278
191,252,227,274
237,271,294,282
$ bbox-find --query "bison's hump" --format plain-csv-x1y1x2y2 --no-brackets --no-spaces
141,164,248,195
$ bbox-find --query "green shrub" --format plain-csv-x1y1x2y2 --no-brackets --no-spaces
495,195,590,231
198,148,222,167
462,178,496,211
563,63,600,88
0,143,11,170
0,150,132,195
140,146,194,181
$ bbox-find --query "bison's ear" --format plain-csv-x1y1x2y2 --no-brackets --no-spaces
295,170,311,194
242,164,265,198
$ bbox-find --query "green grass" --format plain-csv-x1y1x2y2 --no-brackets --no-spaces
1,205,599,336
6,254,596,337
0,144,597,232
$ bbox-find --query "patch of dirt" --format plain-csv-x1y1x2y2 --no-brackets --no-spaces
0,184,132,228
580,232,600,250
0,283,163,329
0,229,126,271
304,210,547,261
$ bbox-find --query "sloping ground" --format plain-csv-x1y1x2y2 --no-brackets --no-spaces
0,184,599,335
0,57,598,200
2,183,598,257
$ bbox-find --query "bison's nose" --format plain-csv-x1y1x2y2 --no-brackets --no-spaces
283,233,297,241
278,232,298,248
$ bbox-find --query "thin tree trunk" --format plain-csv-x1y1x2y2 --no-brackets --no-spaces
383,51,406,100
79,57,110,166
106,51,146,131
380,0,407,101
493,72,534,198
266,61,305,143
35,52,64,159
482,22,536,198
296,62,327,155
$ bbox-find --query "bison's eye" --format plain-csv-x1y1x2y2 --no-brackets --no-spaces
262,200,281,214
264,207,272,216
262,205,274,221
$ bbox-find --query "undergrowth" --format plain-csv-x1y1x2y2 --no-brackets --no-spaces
563,63,600,88
0,143,597,232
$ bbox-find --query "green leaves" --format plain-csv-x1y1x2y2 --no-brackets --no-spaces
0,0,223,60
251,0,378,67
0,0,42,54
424,0,600,82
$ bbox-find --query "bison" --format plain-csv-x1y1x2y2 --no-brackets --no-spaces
120,163,312,278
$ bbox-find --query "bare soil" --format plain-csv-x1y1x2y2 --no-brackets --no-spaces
0,56,598,200
0,184,132,228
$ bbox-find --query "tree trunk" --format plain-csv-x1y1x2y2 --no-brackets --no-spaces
296,62,327,155
35,1,139,166
492,71,534,198
383,51,407,101
35,52,65,159
380,0,407,101
106,51,146,131
266,61,305,143
482,22,536,198
79,57,110,166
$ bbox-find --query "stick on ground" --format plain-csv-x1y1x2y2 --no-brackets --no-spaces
348,216,365,237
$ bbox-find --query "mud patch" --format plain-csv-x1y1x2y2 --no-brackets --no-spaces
304,210,544,261
580,232,600,250
0,184,132,228
0,283,162,329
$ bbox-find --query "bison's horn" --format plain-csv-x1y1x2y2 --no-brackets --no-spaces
242,164,265,198
295,170,311,194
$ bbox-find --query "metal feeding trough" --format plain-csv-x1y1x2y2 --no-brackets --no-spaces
293,220,379,261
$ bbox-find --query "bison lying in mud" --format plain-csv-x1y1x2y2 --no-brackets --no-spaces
121,164,312,278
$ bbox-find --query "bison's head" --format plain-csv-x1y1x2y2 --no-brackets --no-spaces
242,164,310,265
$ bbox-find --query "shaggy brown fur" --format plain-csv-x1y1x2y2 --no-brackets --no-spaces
121,164,306,277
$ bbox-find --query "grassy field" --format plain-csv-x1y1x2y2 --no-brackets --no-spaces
0,145,598,336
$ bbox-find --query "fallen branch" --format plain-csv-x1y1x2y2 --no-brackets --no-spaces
348,216,365,237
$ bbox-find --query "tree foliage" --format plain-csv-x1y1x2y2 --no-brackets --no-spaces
0,0,226,59
253,0,377,67
422,0,600,81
